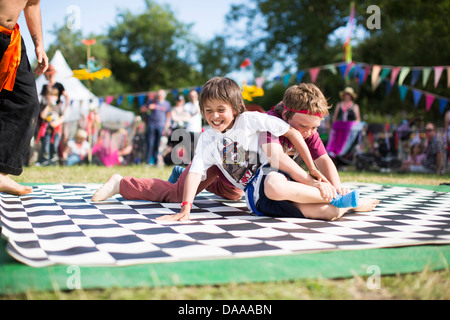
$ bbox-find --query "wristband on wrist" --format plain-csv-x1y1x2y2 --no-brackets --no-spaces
181,201,192,209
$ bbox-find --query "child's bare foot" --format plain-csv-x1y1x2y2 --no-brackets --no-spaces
352,198,379,212
91,174,122,201
0,173,32,196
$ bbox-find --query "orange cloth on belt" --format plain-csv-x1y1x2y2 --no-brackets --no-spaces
0,24,22,92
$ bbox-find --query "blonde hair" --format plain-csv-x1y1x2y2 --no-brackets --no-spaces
199,77,246,117
274,83,331,120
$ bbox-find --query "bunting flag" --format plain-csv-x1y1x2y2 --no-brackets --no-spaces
439,98,448,114
413,89,423,107
425,93,435,112
324,64,337,75
371,65,382,90
296,71,305,83
309,67,320,83
422,67,432,87
117,95,123,106
410,69,421,86
448,67,450,88
397,67,410,86
105,95,114,105
398,85,408,101
434,66,444,88
338,63,348,80
283,73,291,87
390,67,401,86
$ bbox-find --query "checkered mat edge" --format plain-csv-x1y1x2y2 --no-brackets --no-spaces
1,183,450,267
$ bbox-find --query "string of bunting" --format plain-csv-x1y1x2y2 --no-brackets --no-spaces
98,61,449,114
268,61,449,114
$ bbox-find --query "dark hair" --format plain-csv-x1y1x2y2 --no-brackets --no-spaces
199,77,246,116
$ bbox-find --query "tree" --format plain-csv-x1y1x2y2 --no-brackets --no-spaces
104,0,204,93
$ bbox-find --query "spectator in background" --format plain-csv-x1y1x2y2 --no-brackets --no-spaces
445,109,450,167
409,123,445,175
63,129,90,166
184,89,202,157
332,87,361,123
36,86,66,166
141,89,171,165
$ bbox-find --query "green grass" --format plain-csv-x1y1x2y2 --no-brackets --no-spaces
2,164,450,300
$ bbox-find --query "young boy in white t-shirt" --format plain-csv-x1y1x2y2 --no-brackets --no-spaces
158,77,374,222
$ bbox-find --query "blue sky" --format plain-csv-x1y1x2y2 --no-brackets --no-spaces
18,0,243,63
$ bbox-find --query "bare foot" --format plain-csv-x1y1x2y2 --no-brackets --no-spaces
0,173,32,196
352,198,380,212
91,174,123,202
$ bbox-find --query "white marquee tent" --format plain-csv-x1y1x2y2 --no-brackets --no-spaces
35,50,135,129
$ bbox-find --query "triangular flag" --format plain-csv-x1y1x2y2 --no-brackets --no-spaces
309,67,320,83
324,64,337,75
296,70,305,83
425,93,435,112
434,66,444,88
338,63,348,80
255,76,265,88
283,73,291,86
439,98,448,114
127,95,134,105
105,95,114,105
379,68,391,82
117,95,123,106
358,68,365,85
410,69,420,86
371,65,381,89
344,62,355,77
363,65,371,83
398,85,408,101
385,81,393,96
398,67,410,86
447,67,450,88
390,67,401,86
422,67,432,87
412,89,422,107
138,94,146,106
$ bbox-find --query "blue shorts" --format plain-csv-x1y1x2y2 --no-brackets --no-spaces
246,167,305,219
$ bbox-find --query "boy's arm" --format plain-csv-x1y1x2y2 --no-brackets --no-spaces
282,127,329,183
261,142,336,202
156,172,202,221
315,154,349,195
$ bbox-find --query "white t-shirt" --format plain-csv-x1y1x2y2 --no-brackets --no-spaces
190,111,290,190
67,140,90,158
184,101,202,133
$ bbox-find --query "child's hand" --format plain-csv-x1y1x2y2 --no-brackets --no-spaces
156,209,190,222
309,168,330,184
312,180,337,202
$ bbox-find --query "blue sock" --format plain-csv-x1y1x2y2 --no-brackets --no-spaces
329,190,359,208
168,165,185,184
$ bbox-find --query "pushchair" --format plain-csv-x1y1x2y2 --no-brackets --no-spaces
326,121,364,167
354,123,402,172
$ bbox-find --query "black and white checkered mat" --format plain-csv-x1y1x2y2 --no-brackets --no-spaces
1,183,449,267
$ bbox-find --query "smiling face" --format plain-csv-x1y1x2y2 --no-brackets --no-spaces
284,111,322,139
203,99,236,133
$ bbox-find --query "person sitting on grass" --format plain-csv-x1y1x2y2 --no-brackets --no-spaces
156,77,379,222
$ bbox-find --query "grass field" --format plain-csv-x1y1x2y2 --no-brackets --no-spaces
2,165,450,300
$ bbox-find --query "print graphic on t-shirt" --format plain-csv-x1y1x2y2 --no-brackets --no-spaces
218,137,261,186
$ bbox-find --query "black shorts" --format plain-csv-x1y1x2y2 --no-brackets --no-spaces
0,34,40,175
255,169,305,219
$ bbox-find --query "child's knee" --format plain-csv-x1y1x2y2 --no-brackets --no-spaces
263,172,287,200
